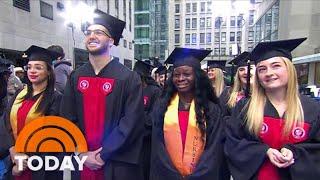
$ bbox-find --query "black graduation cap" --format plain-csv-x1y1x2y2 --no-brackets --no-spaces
90,9,126,46
207,60,227,70
133,60,154,77
24,45,60,65
0,58,12,73
155,65,167,75
229,51,251,67
164,48,211,69
251,37,307,64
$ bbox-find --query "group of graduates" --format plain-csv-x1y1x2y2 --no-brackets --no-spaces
0,8,319,180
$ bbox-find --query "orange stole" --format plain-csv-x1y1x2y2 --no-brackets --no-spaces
10,87,43,140
163,94,205,176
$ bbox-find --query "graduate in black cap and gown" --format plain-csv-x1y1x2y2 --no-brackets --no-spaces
133,60,161,180
1,45,62,180
150,47,230,180
155,65,167,88
219,52,255,116
207,60,227,98
225,38,320,180
60,9,145,180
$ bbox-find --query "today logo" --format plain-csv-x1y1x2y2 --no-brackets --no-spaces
14,116,88,171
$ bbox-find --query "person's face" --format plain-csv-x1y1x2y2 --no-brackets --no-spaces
256,57,289,91
159,74,166,85
26,61,50,85
172,66,195,93
84,24,114,55
238,65,255,86
16,71,25,79
207,68,216,80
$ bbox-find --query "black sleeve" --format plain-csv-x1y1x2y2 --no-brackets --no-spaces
100,72,145,161
219,87,231,117
284,111,320,180
59,72,78,124
46,91,62,116
224,100,269,180
145,86,161,128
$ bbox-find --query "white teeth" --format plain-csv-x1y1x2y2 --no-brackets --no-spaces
89,42,98,45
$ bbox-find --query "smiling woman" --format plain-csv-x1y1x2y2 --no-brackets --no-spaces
225,37,320,180
150,48,230,180
1,45,63,180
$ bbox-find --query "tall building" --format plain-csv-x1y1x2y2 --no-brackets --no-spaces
134,0,168,62
0,0,134,69
168,0,255,64
251,0,320,86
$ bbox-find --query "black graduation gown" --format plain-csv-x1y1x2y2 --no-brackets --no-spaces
0,90,62,180
150,100,230,180
60,59,145,179
219,87,231,117
225,95,320,180
142,82,161,180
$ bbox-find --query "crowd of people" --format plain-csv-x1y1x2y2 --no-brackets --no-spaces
0,9,319,180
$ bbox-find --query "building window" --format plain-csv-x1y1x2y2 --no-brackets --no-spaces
175,17,180,29
215,32,220,42
13,0,30,12
175,4,180,13
115,0,119,17
206,17,211,27
248,31,254,41
214,48,219,56
200,2,205,12
135,14,149,25
129,42,132,49
186,3,191,13
230,32,235,41
221,48,226,56
200,18,205,28
192,33,197,44
215,17,223,28
200,33,205,44
135,0,149,11
249,10,254,25
237,15,243,27
129,0,132,31
207,2,212,12
185,34,190,44
230,16,235,26
237,31,241,42
175,34,180,43
192,18,197,29
221,32,226,42
123,0,127,21
192,3,197,13
123,39,127,48
135,27,149,38
206,33,211,43
40,1,53,20
186,18,190,29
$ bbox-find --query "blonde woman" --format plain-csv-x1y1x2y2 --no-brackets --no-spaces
220,52,255,116
207,61,226,97
225,38,320,180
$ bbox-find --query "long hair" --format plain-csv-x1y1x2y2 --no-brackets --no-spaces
21,62,55,114
211,68,225,97
227,68,244,108
159,67,219,140
246,57,304,136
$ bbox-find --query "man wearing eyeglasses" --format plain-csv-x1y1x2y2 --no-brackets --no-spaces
60,9,144,180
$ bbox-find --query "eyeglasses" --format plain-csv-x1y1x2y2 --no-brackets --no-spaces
24,65,46,71
83,29,110,37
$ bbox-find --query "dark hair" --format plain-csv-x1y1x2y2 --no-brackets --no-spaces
158,67,219,140
21,62,55,114
47,45,65,59
0,73,8,110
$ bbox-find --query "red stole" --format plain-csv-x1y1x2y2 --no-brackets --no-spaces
15,99,36,180
77,77,114,180
258,117,310,180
